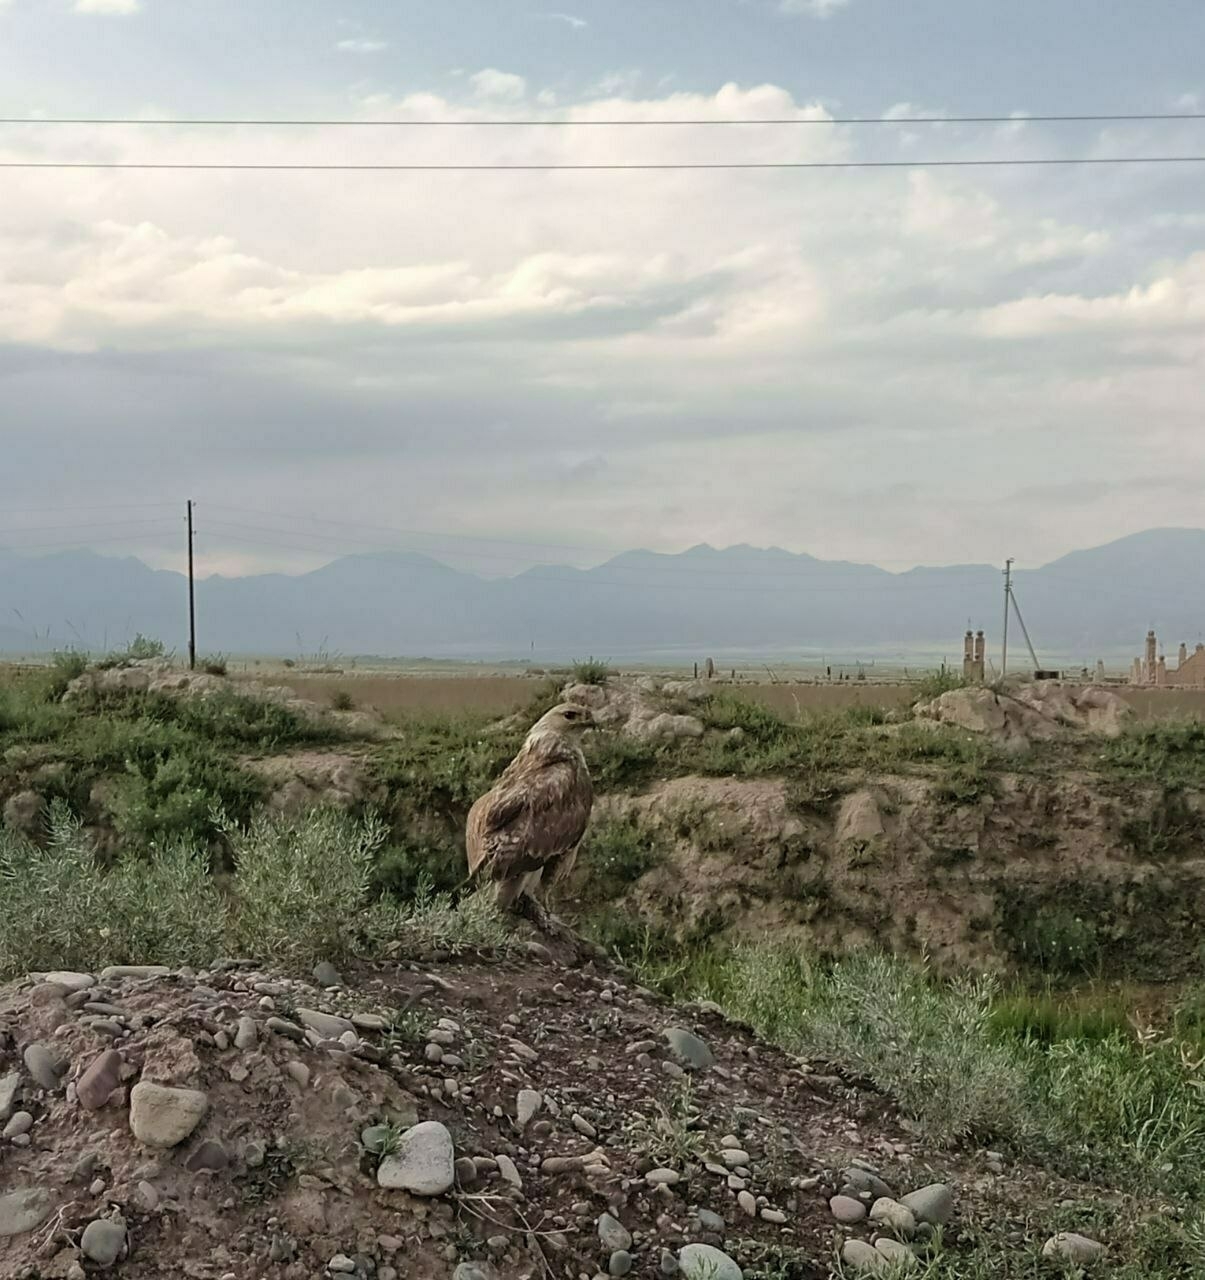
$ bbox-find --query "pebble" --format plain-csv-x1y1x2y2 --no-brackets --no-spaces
760,1208,787,1225
661,1061,686,1080
0,1188,53,1238
737,1191,757,1217
377,1121,455,1196
265,1017,304,1042
77,1050,124,1111
100,965,169,980
678,1243,742,1280
0,1072,18,1122
609,1250,633,1276
841,1240,886,1275
830,1195,867,1224
598,1213,633,1252
23,1043,66,1091
3,1111,33,1139
517,1089,542,1127
128,1082,209,1148
646,1169,681,1186
663,1028,715,1070
1042,1233,1106,1265
454,1266,500,1280
234,1017,258,1050
869,1198,917,1239
425,1043,444,1064
312,961,342,987
184,1139,229,1172
81,1217,127,1266
573,1113,598,1139
285,1061,311,1089
495,1153,523,1190
134,1181,159,1212
661,1248,679,1275
901,1183,953,1226
44,971,96,991
843,1167,893,1201
875,1239,918,1270
328,1255,356,1274
720,1149,750,1168
695,1208,725,1232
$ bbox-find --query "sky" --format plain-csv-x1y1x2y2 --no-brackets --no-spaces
1,0,1203,579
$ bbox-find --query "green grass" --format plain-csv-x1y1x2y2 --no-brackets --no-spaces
574,810,667,900
0,805,508,979
570,656,611,685
1098,719,1205,787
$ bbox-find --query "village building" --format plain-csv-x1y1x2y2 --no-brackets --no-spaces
1129,630,1205,686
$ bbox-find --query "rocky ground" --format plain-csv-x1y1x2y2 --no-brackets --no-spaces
0,941,1111,1280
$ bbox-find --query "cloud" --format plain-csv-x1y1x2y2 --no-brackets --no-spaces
779,0,849,15
73,0,141,13
336,38,388,53
469,69,528,102
534,11,588,29
0,80,1202,572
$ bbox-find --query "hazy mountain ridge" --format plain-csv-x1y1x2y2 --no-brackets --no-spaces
1,529,1202,662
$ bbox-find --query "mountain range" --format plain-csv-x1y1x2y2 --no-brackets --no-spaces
1,528,1201,665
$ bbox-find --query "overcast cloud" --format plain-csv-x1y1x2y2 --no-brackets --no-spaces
0,0,1203,579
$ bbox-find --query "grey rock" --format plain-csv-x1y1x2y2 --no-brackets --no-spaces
23,1042,67,1091
3,1111,33,1139
573,1113,598,1139
869,1197,917,1239
312,961,342,987
328,1255,357,1274
495,1153,523,1190
1042,1234,1106,1265
100,965,170,980
830,1195,867,1224
361,1125,393,1155
517,1088,542,1127
134,1181,159,1212
695,1208,725,1232
841,1240,887,1276
284,1061,310,1089
875,1239,918,1271
0,1072,19,1122
0,1188,52,1238
737,1190,757,1217
842,1167,894,1201
44,971,96,992
265,1016,305,1042
425,1043,444,1063
296,1007,354,1039
453,1266,499,1280
129,1082,208,1148
678,1244,742,1280
900,1183,953,1227
377,1121,455,1196
598,1213,633,1252
646,1168,681,1185
660,1249,679,1276
760,1208,787,1225
81,1217,126,1267
454,1156,478,1186
663,1027,715,1070
720,1149,750,1168
609,1250,633,1277
234,1017,258,1050
184,1139,229,1172
77,1050,124,1111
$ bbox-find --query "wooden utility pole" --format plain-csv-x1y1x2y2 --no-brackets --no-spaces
187,500,197,670
1001,558,1013,678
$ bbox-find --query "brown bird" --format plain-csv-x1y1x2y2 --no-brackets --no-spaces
466,702,595,923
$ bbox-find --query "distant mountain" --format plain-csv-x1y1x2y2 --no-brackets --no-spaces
1,529,1202,664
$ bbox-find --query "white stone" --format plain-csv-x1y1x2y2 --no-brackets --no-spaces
377,1121,455,1196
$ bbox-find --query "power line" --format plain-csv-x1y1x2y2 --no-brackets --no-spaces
3,113,1204,127
2,156,1204,172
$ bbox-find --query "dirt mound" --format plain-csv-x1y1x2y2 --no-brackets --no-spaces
0,950,1100,1280
243,753,386,816
916,682,1132,752
563,681,707,742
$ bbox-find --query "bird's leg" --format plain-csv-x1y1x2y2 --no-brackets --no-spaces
513,892,609,965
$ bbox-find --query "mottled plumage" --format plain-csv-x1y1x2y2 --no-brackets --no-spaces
466,702,594,910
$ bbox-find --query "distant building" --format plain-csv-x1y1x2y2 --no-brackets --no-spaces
961,629,986,682
1129,632,1205,686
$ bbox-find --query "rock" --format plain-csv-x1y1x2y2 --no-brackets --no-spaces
869,1198,917,1239
1042,1234,1106,1265
3,1111,33,1138
696,1208,725,1232
663,1028,715,1070
77,1050,124,1111
361,1125,394,1155
0,1072,19,1122
875,1239,918,1270
646,1168,681,1186
598,1213,633,1252
495,1153,523,1190
835,790,884,843
285,1061,310,1089
678,1244,742,1280
100,965,170,980
129,1082,209,1148
842,1167,893,1200
81,1217,126,1267
44,971,96,992
830,1195,867,1224
454,1266,499,1280
377,1121,455,1196
900,1183,953,1227
737,1191,756,1217
661,1248,679,1275
610,1250,633,1277
841,1240,887,1276
760,1208,787,1225
234,1017,258,1050
295,1008,354,1039
23,1042,67,1091
312,961,342,987
134,1181,159,1212
3,788,43,835
329,1256,357,1274
265,1017,304,1042
631,713,705,742
517,1089,542,1127
720,1149,750,1168
184,1139,229,1172
0,1188,52,1238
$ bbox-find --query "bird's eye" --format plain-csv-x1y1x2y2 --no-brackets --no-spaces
565,710,579,720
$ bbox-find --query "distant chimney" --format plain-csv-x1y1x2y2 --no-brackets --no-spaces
1179,643,1188,668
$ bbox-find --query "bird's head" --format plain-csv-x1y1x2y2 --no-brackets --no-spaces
529,702,596,738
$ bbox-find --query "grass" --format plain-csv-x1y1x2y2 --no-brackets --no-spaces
0,805,509,979
574,810,666,900
1098,719,1205,788
570,657,611,685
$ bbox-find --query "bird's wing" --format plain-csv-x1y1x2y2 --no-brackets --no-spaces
466,756,592,883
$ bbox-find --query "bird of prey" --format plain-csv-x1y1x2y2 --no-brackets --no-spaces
466,702,595,923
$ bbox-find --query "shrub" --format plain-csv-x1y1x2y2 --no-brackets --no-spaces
201,654,229,676
576,811,665,900
331,690,356,712
570,656,611,685
912,669,968,702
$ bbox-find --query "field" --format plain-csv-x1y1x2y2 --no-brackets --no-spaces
2,652,1205,1277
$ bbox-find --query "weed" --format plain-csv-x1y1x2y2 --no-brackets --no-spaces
570,657,611,685
575,811,665,900
331,690,356,712
630,1077,705,1167
912,669,969,702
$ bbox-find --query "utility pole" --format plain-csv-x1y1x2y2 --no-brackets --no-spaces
1001,558,1013,678
187,500,197,670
